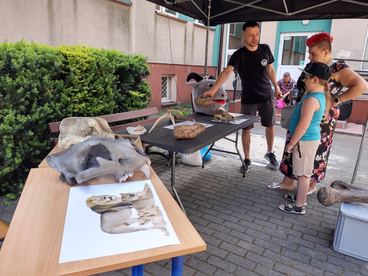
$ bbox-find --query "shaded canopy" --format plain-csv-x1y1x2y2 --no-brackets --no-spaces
148,0,368,25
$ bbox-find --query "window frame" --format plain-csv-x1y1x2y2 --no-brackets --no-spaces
155,5,179,18
161,75,177,103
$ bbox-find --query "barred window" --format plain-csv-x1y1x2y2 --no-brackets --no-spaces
161,75,176,103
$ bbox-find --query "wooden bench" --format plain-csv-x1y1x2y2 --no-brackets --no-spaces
46,106,169,164
48,107,159,136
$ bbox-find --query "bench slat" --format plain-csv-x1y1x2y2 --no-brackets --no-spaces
48,107,159,134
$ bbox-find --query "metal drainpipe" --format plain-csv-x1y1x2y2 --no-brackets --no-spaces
217,24,224,77
204,0,212,77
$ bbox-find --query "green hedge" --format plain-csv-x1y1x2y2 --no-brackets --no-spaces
0,41,151,195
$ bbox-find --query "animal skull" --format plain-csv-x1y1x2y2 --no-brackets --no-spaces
46,136,151,185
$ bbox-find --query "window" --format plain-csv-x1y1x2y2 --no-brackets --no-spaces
161,75,177,103
116,0,131,4
194,19,205,26
362,31,368,70
228,23,243,50
281,35,307,66
155,5,178,17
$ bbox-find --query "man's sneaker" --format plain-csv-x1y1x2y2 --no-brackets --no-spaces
240,159,251,174
279,202,305,215
265,152,279,171
284,194,307,206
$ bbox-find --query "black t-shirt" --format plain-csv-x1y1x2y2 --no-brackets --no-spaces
228,44,274,104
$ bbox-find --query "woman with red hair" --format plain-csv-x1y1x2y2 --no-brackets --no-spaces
269,32,368,195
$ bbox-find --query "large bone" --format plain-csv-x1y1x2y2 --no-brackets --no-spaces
58,117,114,149
317,181,368,206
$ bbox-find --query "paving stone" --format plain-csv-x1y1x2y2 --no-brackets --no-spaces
201,232,222,247
219,241,247,257
187,256,217,275
254,238,282,254
310,258,344,274
213,231,239,245
229,229,256,243
253,264,281,276
227,252,257,270
206,243,228,259
237,240,264,255
274,262,305,276
280,247,311,264
208,255,237,273
287,234,315,249
246,252,275,268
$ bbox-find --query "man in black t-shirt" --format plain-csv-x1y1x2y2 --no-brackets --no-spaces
204,21,281,173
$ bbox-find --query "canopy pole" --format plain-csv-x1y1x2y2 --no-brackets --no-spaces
204,0,212,77
351,112,368,185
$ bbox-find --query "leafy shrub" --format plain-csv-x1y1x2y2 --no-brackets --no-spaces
0,41,151,195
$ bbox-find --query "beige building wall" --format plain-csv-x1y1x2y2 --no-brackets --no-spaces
260,21,277,54
0,0,213,65
331,19,368,70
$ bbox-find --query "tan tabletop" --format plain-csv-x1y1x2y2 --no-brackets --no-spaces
0,167,206,276
38,144,61,168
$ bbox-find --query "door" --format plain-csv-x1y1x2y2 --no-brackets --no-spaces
277,33,316,81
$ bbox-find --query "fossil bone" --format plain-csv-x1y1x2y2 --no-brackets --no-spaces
148,110,176,133
46,136,151,185
173,123,206,139
86,184,168,235
148,109,186,133
317,180,368,206
58,117,115,149
213,109,235,123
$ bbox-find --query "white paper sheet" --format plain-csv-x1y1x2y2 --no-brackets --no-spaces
164,121,213,129
211,118,249,125
59,180,180,263
228,112,244,118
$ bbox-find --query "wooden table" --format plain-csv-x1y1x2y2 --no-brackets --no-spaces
0,167,206,276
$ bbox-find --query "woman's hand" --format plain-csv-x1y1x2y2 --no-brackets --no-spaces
285,143,295,153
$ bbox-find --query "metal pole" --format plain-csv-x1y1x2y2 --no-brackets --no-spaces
351,113,368,184
217,24,224,77
171,256,183,276
204,0,212,76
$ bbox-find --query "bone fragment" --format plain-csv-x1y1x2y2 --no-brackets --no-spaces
317,180,368,206
173,123,205,139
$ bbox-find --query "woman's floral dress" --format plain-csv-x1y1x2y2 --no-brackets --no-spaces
279,60,348,183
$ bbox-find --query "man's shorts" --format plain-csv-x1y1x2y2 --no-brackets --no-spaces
292,140,320,177
240,99,275,129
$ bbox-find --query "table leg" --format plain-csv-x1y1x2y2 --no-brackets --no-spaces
171,256,183,276
235,131,245,177
170,152,186,214
202,143,215,168
132,264,144,276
